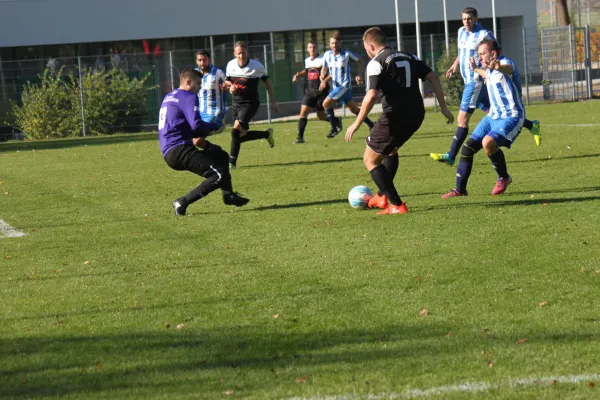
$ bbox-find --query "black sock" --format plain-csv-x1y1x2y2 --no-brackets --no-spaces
229,129,241,166
364,117,374,130
241,130,269,142
449,127,468,158
489,149,509,179
370,164,402,206
297,118,308,139
523,119,533,130
377,154,399,196
326,109,337,130
184,174,219,205
456,155,474,193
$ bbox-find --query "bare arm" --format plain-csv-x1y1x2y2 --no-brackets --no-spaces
446,56,460,78
345,89,378,142
424,71,454,124
292,69,306,82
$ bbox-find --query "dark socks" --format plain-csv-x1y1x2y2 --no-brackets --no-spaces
370,164,402,206
229,129,241,166
489,149,509,179
378,154,399,196
456,156,474,193
241,130,269,142
523,119,533,130
326,108,337,130
184,174,220,205
297,118,308,139
449,127,468,158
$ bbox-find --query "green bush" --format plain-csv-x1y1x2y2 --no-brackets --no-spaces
10,67,155,139
436,40,463,107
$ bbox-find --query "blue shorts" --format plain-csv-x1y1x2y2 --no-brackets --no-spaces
471,116,524,148
460,82,490,113
328,86,353,104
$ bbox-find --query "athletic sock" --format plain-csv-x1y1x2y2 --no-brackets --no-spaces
326,109,337,130
456,156,474,193
241,130,269,142
184,174,219,204
378,154,399,196
370,164,402,206
297,118,308,139
523,119,533,130
489,149,509,179
449,127,468,158
229,129,241,166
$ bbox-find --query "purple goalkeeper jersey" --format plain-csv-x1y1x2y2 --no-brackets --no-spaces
158,89,218,157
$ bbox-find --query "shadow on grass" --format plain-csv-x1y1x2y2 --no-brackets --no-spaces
242,153,428,169
511,153,600,164
1,321,597,398
0,133,157,153
0,322,460,397
417,195,600,212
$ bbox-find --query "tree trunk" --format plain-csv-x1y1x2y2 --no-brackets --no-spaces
555,0,571,26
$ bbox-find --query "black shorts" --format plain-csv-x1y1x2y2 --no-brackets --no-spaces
164,144,229,177
302,90,328,111
231,103,260,131
366,113,424,155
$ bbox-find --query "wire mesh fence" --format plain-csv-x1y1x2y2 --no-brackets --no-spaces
0,26,597,140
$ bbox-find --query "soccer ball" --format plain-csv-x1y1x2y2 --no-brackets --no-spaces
348,186,373,209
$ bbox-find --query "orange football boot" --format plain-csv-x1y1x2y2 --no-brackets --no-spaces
377,202,408,215
367,193,388,209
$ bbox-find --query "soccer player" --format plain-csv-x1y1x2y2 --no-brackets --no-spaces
158,69,249,216
194,49,227,130
292,41,337,143
222,41,279,169
321,32,375,138
430,7,541,166
442,40,524,198
345,27,454,215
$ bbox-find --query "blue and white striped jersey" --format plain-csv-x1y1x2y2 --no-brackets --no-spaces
195,65,227,117
458,23,495,84
322,49,360,89
485,56,525,120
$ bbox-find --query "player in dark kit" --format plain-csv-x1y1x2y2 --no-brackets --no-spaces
158,69,249,216
345,27,454,215
291,40,338,143
222,41,279,169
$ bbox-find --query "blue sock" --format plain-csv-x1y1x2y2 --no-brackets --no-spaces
456,156,474,193
449,127,468,158
488,149,509,179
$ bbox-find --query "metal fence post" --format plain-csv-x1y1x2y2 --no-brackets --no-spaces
77,56,87,137
169,51,174,91
569,24,577,101
210,36,215,62
522,27,530,106
263,45,271,124
584,25,593,99
430,34,437,112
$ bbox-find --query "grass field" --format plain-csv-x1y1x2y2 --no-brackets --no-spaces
1,101,600,399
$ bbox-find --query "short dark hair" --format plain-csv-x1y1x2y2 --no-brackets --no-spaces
363,27,386,45
234,41,247,50
196,49,210,58
462,7,478,18
179,68,201,83
479,39,500,52
329,32,341,41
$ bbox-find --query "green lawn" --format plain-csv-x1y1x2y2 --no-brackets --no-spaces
1,101,599,399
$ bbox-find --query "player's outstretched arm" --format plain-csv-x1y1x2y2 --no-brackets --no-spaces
345,89,378,142
425,71,454,124
293,70,306,82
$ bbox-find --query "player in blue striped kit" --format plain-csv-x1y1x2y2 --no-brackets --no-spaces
320,32,375,138
430,7,541,166
195,50,227,132
442,40,525,198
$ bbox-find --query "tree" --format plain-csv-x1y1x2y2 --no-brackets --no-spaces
555,0,571,26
